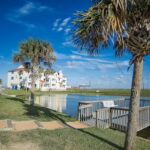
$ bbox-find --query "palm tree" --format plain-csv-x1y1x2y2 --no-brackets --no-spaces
13,38,56,105
0,79,2,85
73,0,150,150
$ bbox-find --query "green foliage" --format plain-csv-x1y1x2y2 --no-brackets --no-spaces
73,0,150,63
13,38,56,67
13,38,56,91
0,79,2,84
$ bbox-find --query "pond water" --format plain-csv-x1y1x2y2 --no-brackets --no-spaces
33,94,150,118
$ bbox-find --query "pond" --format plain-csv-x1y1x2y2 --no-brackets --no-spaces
33,94,150,118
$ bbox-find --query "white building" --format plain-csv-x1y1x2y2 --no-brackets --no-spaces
7,65,67,91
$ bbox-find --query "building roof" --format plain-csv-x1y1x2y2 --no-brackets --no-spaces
8,65,25,72
39,80,45,83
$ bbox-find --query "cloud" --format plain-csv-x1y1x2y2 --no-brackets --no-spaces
7,1,53,29
18,2,52,15
95,60,128,70
53,19,61,27
62,41,73,46
57,27,63,32
8,17,35,28
66,61,84,68
52,17,71,33
55,52,129,72
72,50,110,57
60,17,71,26
54,52,69,59
55,52,113,63
65,28,71,34
19,2,34,14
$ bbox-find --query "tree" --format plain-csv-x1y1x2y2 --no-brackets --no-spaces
0,79,2,85
13,38,56,105
73,0,150,150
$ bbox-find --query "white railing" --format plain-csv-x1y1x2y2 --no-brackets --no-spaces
78,99,150,131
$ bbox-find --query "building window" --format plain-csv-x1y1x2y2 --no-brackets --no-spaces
46,79,49,82
11,72,14,74
11,77,14,80
20,77,22,79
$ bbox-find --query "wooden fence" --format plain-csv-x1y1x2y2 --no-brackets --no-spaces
78,104,93,121
95,106,150,131
138,106,150,131
96,108,110,128
78,99,150,131
79,98,150,109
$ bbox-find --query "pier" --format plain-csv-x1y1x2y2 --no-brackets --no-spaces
77,98,150,132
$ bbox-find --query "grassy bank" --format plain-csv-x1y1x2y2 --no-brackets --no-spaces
0,128,150,150
0,95,75,122
3,89,150,97
0,92,149,150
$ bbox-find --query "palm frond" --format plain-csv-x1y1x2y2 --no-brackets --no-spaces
73,0,150,62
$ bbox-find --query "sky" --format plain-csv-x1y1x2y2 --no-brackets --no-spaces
0,0,150,88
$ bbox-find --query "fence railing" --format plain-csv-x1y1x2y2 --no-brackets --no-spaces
79,99,150,111
138,106,150,131
110,107,129,131
78,104,93,122
78,99,150,131
96,108,110,128
95,106,150,132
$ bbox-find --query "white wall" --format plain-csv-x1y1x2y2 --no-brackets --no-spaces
7,67,67,91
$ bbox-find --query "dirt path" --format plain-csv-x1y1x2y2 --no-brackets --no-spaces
0,142,41,150
0,120,90,131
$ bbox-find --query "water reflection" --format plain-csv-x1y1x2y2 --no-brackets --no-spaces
35,94,67,113
34,94,150,118
34,94,126,117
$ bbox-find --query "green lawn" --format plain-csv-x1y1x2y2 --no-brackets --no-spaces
0,128,150,150
3,89,29,96
0,95,75,122
3,89,150,97
0,93,150,150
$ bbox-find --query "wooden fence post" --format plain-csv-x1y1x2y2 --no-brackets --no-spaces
77,103,81,121
96,110,98,127
109,108,112,128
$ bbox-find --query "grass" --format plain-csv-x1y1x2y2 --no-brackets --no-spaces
0,128,150,150
3,89,150,97
0,95,75,122
0,91,150,150
3,89,29,95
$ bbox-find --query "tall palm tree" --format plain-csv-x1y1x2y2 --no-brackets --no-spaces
13,38,56,104
73,0,150,150
0,79,2,85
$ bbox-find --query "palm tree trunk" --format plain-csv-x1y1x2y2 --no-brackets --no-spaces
30,64,39,105
124,57,143,150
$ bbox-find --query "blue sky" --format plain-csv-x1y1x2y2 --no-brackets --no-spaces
0,0,150,88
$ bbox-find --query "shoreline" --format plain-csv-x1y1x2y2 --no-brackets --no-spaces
3,89,150,97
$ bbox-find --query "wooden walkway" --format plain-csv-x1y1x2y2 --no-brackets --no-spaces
78,98,150,132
